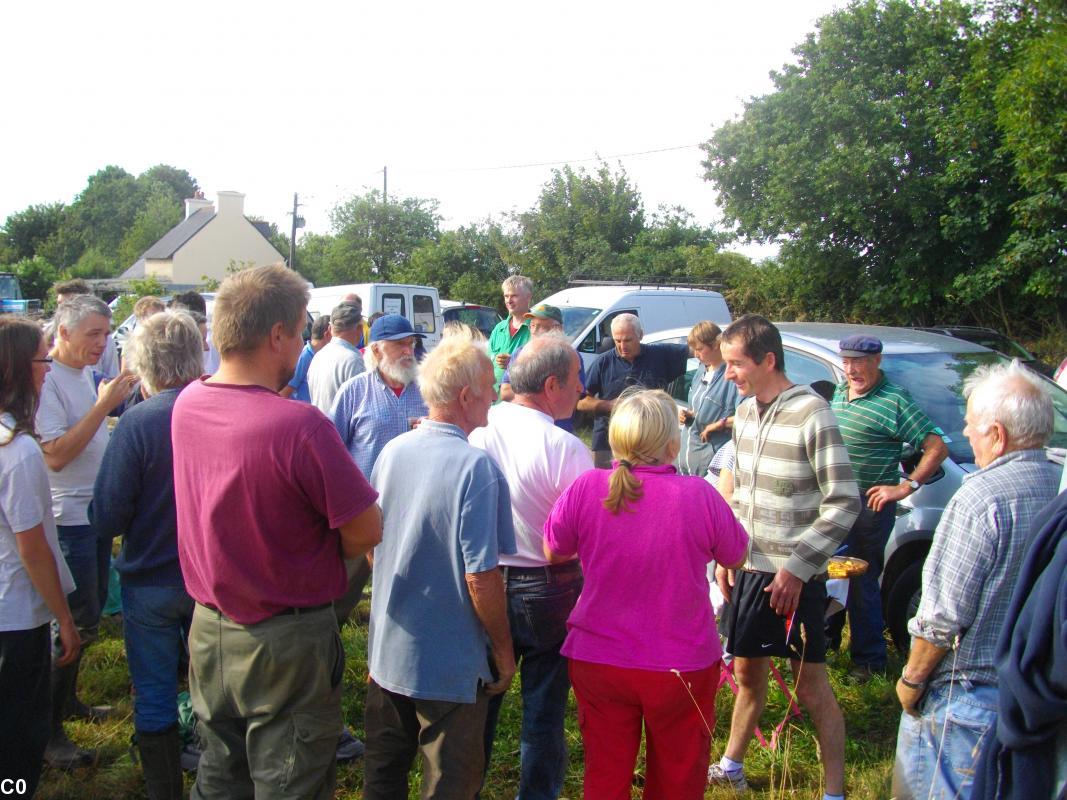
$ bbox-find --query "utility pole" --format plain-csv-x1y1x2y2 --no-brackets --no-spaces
383,166,387,204
288,193,304,272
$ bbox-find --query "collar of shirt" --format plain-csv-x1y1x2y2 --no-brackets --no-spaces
963,448,1051,483
836,371,887,402
371,369,413,396
418,419,468,441
621,463,677,476
336,338,361,354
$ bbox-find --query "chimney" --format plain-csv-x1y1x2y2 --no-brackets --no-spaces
216,191,245,217
185,192,213,219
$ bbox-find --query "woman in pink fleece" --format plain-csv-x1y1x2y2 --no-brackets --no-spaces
544,388,748,799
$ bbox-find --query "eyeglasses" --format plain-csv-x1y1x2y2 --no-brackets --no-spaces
33,358,53,364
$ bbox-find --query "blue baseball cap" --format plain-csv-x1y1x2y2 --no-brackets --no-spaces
370,313,426,342
838,335,883,357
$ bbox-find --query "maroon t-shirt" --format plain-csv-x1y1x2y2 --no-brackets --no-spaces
173,378,378,624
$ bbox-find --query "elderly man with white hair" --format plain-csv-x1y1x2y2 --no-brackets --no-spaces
365,327,517,800
36,294,138,767
892,361,1060,800
577,313,689,468
470,334,591,799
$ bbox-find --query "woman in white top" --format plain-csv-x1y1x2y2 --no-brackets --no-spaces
0,316,80,796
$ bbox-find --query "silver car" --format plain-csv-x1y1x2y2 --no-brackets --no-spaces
644,322,1067,651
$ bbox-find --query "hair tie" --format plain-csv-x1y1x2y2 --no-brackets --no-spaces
618,459,633,470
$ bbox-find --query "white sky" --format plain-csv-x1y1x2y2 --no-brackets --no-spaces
3,1,842,258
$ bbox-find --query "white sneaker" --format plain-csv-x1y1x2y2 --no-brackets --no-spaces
708,762,748,791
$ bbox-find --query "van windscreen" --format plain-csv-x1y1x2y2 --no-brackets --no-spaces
558,306,600,339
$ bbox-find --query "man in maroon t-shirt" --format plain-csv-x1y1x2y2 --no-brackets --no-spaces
172,265,382,800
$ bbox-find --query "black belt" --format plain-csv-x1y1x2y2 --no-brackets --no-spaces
198,601,333,619
500,561,581,583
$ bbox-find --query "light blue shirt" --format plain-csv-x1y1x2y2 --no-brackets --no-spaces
369,421,516,702
286,343,314,403
329,370,428,479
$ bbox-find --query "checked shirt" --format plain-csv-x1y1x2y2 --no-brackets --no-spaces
909,449,1060,688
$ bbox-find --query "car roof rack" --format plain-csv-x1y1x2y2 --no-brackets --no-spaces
567,275,723,291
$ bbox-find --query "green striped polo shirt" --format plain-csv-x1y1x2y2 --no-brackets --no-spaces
830,374,938,492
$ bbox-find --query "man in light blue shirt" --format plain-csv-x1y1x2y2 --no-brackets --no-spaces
366,329,516,800
281,315,330,402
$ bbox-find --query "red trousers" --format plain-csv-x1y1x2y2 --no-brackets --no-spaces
569,659,720,800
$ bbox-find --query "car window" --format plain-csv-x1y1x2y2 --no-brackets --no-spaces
382,293,405,316
444,307,498,338
880,350,1067,463
783,349,837,386
559,306,601,345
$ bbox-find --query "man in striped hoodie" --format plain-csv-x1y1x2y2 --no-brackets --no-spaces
711,315,860,799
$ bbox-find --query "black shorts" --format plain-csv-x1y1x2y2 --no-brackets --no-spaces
722,570,828,663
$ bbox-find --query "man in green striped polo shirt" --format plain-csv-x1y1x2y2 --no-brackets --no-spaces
830,334,948,677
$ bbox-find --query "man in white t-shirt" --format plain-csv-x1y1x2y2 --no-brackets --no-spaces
308,302,366,413
469,334,591,799
35,294,136,767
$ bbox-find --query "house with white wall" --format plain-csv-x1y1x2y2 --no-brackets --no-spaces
121,191,284,286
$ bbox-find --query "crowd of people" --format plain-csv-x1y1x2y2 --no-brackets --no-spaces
0,266,1064,800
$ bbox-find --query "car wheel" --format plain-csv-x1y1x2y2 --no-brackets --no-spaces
886,560,923,654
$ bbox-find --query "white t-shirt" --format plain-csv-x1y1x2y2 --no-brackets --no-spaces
0,415,76,631
307,338,365,414
203,330,220,376
34,360,110,525
469,401,593,566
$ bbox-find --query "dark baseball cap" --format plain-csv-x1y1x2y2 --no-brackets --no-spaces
839,335,883,357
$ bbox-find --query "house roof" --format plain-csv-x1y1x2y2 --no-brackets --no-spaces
120,258,146,279
142,208,216,259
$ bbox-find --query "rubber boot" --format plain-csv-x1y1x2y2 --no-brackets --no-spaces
44,661,96,769
137,725,184,800
64,651,114,721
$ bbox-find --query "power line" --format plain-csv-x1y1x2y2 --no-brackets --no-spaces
415,143,705,174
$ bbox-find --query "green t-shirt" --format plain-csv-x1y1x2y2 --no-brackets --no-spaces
831,374,939,492
487,317,530,388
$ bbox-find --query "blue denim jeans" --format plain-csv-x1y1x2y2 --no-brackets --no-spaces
842,498,896,668
483,563,582,800
892,682,998,800
122,584,194,732
56,524,112,645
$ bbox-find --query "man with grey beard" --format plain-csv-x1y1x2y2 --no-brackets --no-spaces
326,314,429,760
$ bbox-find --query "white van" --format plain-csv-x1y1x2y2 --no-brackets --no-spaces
537,285,732,370
306,283,444,350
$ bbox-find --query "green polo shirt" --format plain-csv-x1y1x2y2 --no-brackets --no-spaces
487,317,530,388
830,374,938,492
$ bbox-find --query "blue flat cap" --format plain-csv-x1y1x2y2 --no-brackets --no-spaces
370,313,426,342
839,335,883,357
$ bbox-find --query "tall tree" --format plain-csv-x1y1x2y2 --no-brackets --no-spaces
0,203,67,263
516,163,645,292
327,190,441,282
703,0,979,323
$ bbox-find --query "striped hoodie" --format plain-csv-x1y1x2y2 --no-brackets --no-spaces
730,384,860,581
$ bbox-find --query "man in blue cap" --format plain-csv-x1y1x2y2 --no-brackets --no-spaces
829,334,948,678
327,313,429,760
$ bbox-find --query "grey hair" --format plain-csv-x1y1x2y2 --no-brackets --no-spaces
53,294,111,332
363,340,383,372
611,313,643,339
963,360,1053,449
124,311,204,395
418,323,491,407
509,334,575,396
502,275,533,296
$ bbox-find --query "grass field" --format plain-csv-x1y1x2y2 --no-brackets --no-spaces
37,601,901,800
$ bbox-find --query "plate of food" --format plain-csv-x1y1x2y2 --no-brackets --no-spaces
827,555,869,579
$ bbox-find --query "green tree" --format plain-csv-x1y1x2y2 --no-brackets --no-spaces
397,222,515,308
1,203,67,262
516,163,645,291
328,190,441,282
69,165,147,258
703,0,979,323
6,255,59,303
137,164,198,206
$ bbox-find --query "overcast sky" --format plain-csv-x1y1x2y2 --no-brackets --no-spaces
3,1,843,254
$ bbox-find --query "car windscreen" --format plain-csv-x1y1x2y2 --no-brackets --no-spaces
558,306,601,339
880,351,1067,464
